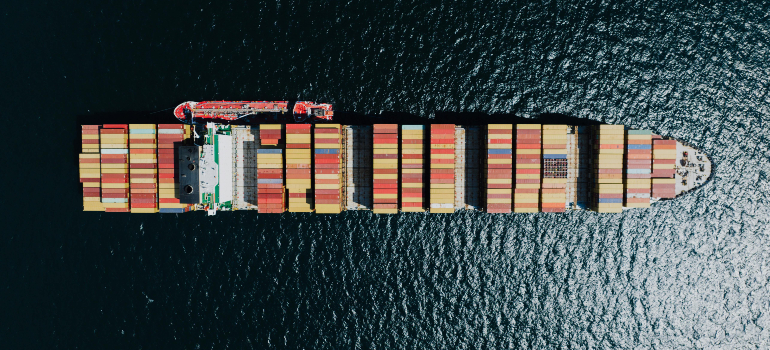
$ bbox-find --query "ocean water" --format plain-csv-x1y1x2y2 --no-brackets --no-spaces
2,0,770,348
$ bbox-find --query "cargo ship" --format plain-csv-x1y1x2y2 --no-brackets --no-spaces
79,102,711,214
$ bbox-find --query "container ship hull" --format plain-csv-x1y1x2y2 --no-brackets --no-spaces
79,105,711,214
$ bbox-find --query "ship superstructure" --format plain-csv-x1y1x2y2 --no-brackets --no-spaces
79,119,711,214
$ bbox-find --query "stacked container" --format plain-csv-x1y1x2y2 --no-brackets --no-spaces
541,125,568,212
100,124,130,212
257,124,285,213
595,125,625,213
486,124,513,213
401,125,425,212
128,124,158,213
514,124,541,213
157,124,189,213
652,139,677,198
314,124,342,214
625,130,652,208
80,125,103,211
372,124,399,214
285,124,313,212
429,124,455,213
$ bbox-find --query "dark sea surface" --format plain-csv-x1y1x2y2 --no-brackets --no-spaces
2,0,770,349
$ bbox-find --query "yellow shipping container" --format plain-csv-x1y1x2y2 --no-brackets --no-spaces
131,208,159,214
261,124,282,130
626,179,651,185
83,182,100,187
80,163,100,169
488,178,513,184
598,184,624,193
514,207,539,213
515,193,539,200
517,124,541,130
430,208,454,213
430,184,454,189
130,178,155,184
159,203,189,209
653,178,676,184
487,189,512,194
315,204,341,214
129,158,156,164
373,144,399,149
543,149,568,154
129,124,156,129
83,203,105,211
488,198,512,204
402,159,423,164
489,124,513,129
373,174,398,180
516,149,541,154
598,179,623,184
430,144,454,149
488,159,512,165
515,164,541,169
627,134,651,140
488,144,512,149
431,164,454,169
82,134,99,139
402,183,424,188
430,154,454,159
542,178,567,184
102,203,129,209
516,183,540,189
315,184,340,190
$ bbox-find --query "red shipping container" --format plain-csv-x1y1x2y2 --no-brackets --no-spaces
402,139,423,144
315,179,339,184
374,184,398,189
487,184,511,189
